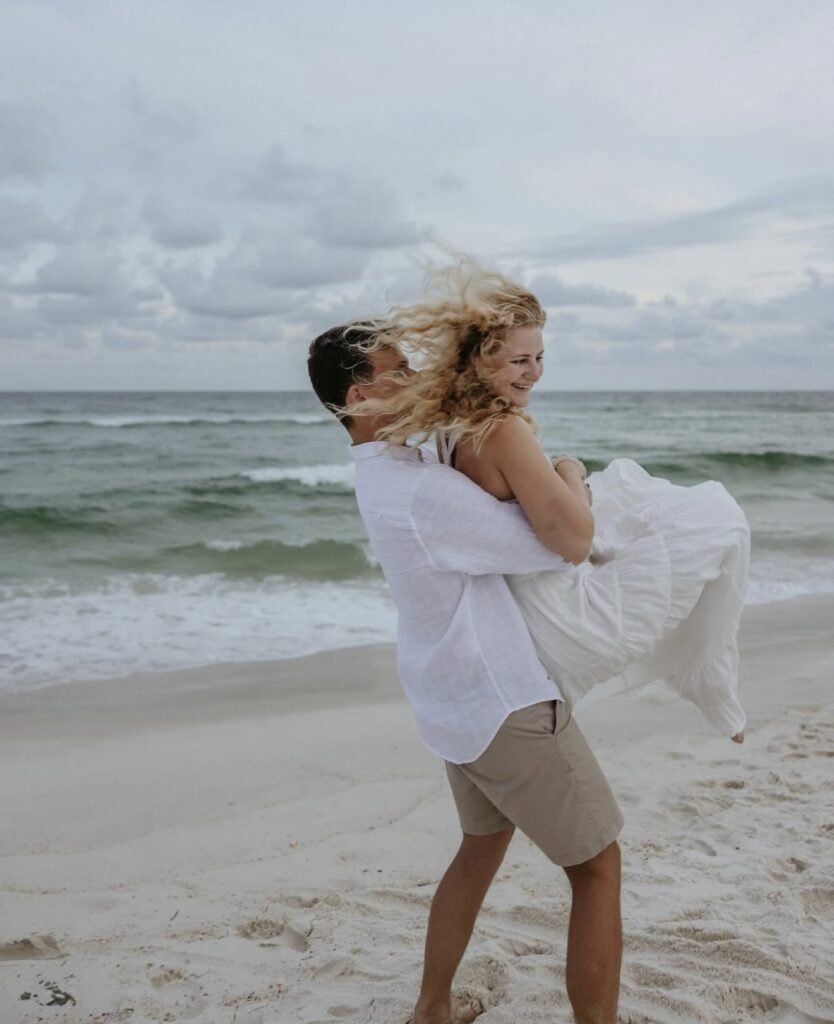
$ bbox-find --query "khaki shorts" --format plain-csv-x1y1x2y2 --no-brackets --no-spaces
444,699,624,867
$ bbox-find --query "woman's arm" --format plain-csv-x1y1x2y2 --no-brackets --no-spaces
482,416,595,564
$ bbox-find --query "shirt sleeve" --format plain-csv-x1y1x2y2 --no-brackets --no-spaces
410,465,572,575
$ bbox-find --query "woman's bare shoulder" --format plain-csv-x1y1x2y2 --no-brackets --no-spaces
480,414,538,457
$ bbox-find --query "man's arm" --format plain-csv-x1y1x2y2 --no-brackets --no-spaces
410,466,573,576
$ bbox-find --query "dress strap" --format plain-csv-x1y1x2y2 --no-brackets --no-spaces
435,429,460,468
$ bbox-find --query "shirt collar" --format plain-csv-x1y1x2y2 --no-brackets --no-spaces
348,440,423,462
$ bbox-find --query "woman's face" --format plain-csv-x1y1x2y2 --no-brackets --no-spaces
484,324,544,407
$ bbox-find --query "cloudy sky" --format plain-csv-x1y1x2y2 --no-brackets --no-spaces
2,1,833,391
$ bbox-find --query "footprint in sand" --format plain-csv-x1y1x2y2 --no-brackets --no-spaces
801,886,834,919
660,797,699,822
236,917,309,951
626,960,679,990
454,954,509,1012
0,934,63,960
717,988,779,1014
284,894,319,909
150,966,187,988
799,723,822,736
686,837,718,857
145,964,207,1021
665,924,739,944
496,935,553,958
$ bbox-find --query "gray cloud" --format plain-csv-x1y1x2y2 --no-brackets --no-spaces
156,239,370,322
698,267,834,328
311,178,422,249
155,218,374,322
159,261,299,320
19,242,127,297
431,173,467,193
70,183,134,242
246,237,370,289
143,193,222,250
0,102,55,180
526,176,834,263
760,266,834,324
234,144,423,251
101,327,156,351
529,272,636,308
119,80,202,171
541,268,834,374
236,144,323,204
0,197,64,251
35,285,162,327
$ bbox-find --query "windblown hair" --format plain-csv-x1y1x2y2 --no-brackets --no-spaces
334,257,546,452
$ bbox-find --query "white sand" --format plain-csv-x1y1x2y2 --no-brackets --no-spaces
1,596,832,1023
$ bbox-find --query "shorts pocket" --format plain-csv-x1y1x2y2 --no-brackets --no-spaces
551,699,572,736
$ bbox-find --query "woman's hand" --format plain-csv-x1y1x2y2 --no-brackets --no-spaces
552,458,593,507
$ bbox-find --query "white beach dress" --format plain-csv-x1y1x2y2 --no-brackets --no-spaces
436,432,751,737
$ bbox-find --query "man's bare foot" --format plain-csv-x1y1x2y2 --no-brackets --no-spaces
731,729,745,743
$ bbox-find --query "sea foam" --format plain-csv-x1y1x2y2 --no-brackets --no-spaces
241,464,356,489
0,413,331,428
0,573,395,693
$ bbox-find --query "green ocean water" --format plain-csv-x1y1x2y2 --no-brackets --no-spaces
1,390,832,692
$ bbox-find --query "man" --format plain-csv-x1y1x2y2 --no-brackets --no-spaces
307,324,624,1024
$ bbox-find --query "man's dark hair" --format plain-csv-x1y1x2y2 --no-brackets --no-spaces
307,323,378,431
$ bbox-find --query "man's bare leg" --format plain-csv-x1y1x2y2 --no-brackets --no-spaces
562,840,622,1024
410,828,515,1024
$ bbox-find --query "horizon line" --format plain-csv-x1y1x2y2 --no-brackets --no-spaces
2,387,833,395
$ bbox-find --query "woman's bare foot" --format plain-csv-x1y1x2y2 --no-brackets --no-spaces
731,729,745,743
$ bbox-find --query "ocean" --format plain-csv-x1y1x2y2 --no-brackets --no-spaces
1,390,832,694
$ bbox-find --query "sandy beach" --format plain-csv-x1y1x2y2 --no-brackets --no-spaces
1,594,833,1023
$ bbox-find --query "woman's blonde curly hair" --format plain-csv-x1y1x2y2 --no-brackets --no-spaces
335,257,545,453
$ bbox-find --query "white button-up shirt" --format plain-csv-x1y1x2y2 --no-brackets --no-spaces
348,439,571,763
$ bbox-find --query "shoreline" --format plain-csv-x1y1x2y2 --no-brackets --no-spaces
2,589,832,723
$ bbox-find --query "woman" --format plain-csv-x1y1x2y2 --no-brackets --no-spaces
338,259,749,742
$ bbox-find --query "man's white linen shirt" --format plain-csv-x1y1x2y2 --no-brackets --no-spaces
349,439,572,763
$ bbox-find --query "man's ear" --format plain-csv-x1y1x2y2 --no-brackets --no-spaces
345,381,364,406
